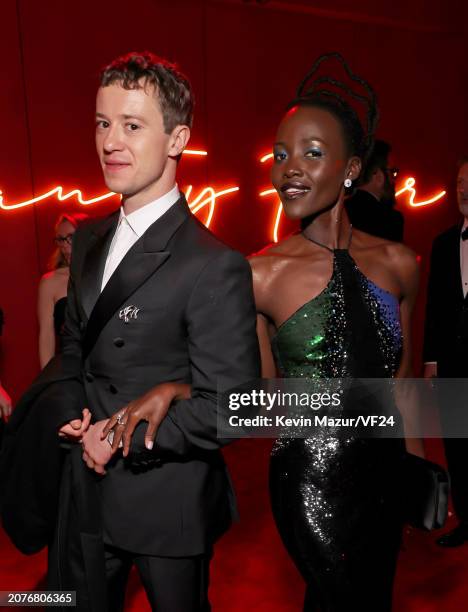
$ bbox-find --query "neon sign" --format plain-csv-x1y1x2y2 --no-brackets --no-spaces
258,153,447,242
0,147,448,241
0,184,239,229
0,186,116,211
395,177,446,208
0,149,239,229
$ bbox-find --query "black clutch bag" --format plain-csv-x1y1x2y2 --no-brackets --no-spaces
403,452,449,531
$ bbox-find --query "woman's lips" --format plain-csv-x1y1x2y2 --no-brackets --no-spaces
281,185,311,200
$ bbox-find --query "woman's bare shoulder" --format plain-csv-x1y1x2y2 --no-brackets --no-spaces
249,234,303,280
39,268,69,297
385,242,419,293
354,230,416,265
41,267,68,282
40,270,58,285
354,229,418,292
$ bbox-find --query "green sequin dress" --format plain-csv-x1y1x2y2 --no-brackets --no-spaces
270,243,405,611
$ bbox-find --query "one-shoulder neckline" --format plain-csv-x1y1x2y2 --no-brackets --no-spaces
272,251,399,342
272,276,333,340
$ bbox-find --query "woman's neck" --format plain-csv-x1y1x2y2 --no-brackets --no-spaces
301,201,351,250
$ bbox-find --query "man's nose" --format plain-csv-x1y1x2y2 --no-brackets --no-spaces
102,126,124,152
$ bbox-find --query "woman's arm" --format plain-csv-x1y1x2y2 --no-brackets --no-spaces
394,248,419,379
249,255,277,378
256,314,277,378
392,246,424,456
100,382,192,458
80,383,192,475
37,275,56,369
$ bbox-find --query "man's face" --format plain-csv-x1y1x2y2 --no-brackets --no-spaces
95,82,172,203
457,162,468,218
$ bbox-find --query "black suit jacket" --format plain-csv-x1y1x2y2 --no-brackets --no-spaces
0,358,107,610
346,189,404,242
5,195,260,559
423,222,468,376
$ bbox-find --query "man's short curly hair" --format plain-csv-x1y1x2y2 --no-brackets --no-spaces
100,51,194,133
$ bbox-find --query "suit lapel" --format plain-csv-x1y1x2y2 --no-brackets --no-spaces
451,222,465,302
82,196,191,360
80,211,119,319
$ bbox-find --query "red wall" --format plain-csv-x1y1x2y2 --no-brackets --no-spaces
1,0,467,400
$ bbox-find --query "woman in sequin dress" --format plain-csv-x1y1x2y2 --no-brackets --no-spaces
250,54,419,611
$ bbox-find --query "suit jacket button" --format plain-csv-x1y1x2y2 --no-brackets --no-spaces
79,321,86,332
109,384,118,394
85,372,94,383
113,337,125,347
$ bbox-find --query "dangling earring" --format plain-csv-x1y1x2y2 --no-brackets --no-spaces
344,178,352,188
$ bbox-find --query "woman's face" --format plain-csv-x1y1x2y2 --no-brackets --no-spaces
55,219,76,265
271,105,360,220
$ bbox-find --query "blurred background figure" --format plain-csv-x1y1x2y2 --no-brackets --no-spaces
37,213,88,369
346,139,404,242
0,307,12,422
424,157,468,548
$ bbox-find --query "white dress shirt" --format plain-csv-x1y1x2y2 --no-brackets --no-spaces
101,184,180,291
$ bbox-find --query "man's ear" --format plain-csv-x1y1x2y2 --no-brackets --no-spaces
168,125,191,158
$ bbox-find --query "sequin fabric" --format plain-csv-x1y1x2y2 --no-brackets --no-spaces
269,248,405,611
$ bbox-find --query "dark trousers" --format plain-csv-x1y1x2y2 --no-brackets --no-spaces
104,544,211,612
443,438,468,525
437,368,468,527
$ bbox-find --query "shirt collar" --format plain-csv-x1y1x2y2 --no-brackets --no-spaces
118,184,180,237
462,218,468,233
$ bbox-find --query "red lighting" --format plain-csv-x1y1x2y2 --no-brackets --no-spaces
0,147,239,228
186,186,239,227
395,177,446,208
182,149,208,156
0,186,119,211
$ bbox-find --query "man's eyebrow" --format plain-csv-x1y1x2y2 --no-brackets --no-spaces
95,112,147,123
122,114,147,122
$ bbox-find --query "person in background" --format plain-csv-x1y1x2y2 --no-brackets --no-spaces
346,139,404,242
424,157,468,547
37,213,88,368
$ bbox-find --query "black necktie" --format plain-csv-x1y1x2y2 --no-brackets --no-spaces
462,228,468,241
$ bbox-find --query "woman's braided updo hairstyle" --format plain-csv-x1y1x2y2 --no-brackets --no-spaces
287,53,379,169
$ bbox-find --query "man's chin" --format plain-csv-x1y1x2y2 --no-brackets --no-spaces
458,202,468,218
103,177,130,195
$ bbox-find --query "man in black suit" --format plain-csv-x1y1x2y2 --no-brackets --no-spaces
4,52,260,610
346,139,404,242
424,157,468,547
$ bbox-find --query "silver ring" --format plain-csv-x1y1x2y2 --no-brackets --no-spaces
116,411,126,426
